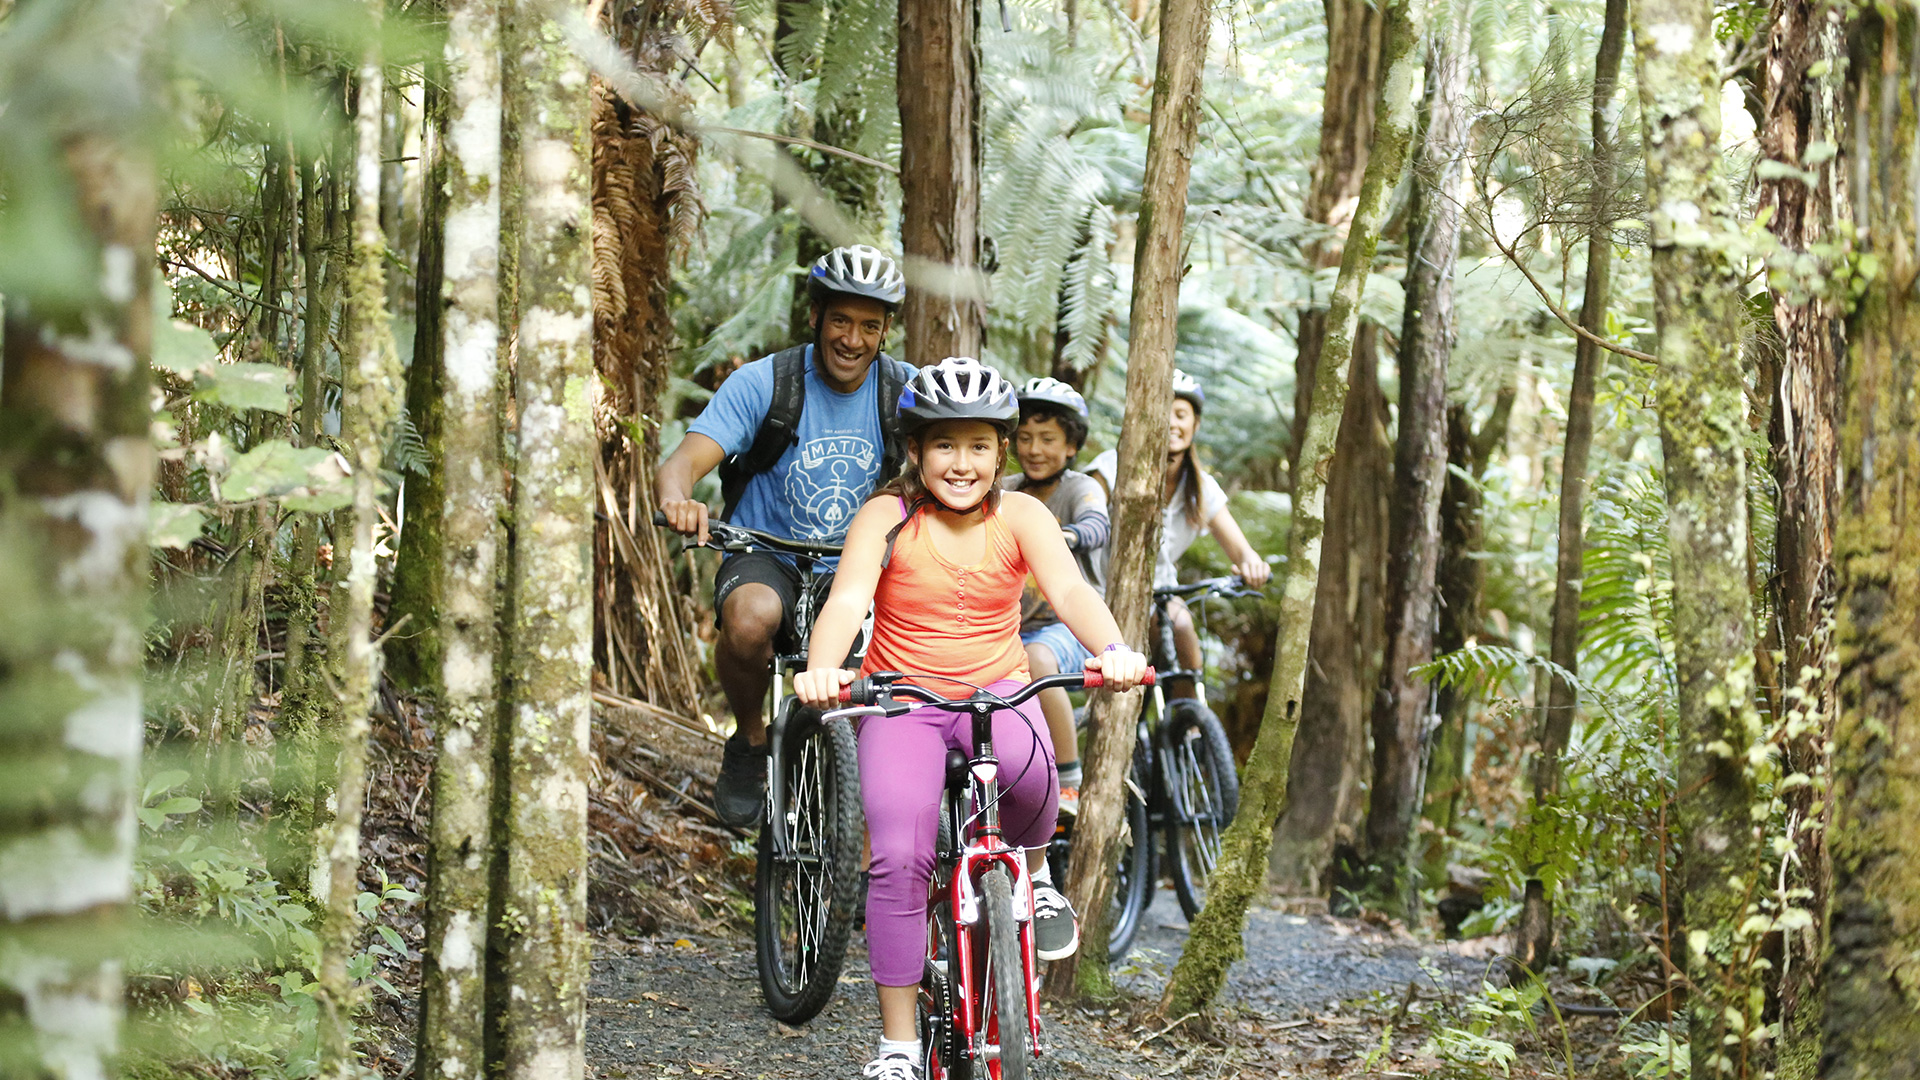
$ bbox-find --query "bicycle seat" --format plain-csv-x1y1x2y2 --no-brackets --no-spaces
944,749,968,791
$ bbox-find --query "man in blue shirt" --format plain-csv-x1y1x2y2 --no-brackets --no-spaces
656,244,911,826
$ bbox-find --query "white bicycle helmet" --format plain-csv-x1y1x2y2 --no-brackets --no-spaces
1017,376,1089,419
806,244,907,310
897,357,1019,437
1171,369,1205,412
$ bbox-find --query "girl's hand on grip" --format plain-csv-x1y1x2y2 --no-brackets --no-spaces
1085,647,1148,692
795,667,854,709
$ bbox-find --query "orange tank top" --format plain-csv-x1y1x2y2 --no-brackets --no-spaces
861,498,1033,693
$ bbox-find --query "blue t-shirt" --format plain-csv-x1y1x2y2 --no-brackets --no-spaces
689,347,907,544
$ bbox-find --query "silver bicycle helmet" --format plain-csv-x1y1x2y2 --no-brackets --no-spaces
897,357,1019,437
1171,369,1205,412
1017,376,1089,419
806,244,907,310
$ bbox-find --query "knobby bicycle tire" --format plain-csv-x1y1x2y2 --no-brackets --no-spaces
1161,700,1240,920
754,708,862,1023
920,901,970,1080
979,866,1030,1080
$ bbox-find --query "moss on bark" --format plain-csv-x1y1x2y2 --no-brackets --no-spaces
1160,0,1421,1018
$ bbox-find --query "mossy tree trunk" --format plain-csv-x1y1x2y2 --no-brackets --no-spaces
316,15,407,1075
0,4,158,1064
1633,0,1764,1065
1042,0,1210,1003
1513,0,1629,976
1270,0,1390,893
1161,0,1421,1017
417,0,505,1074
1361,2,1471,917
1820,5,1920,1070
498,4,595,1076
388,28,452,693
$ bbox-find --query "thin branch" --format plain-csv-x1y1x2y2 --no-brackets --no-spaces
162,255,302,320
1474,224,1659,365
704,126,899,175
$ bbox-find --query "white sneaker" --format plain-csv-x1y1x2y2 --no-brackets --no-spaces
1032,884,1080,961
861,1052,921,1080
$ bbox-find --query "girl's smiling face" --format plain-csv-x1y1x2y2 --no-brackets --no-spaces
1015,414,1077,482
912,419,1006,510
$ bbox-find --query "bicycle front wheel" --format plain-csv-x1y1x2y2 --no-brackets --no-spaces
1161,700,1240,919
755,707,862,1023
978,865,1031,1080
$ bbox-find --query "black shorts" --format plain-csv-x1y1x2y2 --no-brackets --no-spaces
713,551,836,653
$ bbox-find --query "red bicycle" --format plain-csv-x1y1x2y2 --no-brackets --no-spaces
828,668,1154,1080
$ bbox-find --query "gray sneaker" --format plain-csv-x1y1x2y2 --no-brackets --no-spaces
1032,884,1079,961
714,733,768,827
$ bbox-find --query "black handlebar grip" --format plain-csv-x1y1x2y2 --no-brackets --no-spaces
652,510,670,527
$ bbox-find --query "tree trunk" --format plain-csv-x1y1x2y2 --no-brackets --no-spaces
317,24,407,1076
1043,0,1210,1002
388,43,452,693
1161,0,1421,1017
1513,0,1628,975
1361,3,1471,917
1633,0,1764,1063
896,0,983,364
1757,0,1844,1069
1820,6,1920,1069
0,25,157,1067
1269,333,1386,894
499,4,595,1076
417,1,504,1074
1269,0,1390,891
274,154,345,895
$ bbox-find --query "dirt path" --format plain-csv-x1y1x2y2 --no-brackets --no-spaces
585,886,1489,1079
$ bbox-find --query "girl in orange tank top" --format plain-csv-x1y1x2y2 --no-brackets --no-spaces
793,357,1147,1076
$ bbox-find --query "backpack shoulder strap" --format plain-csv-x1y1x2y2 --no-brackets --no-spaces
875,353,910,483
718,345,810,521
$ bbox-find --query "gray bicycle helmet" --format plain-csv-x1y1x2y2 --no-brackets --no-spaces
1017,376,1089,419
897,357,1019,437
806,244,907,310
1171,369,1205,412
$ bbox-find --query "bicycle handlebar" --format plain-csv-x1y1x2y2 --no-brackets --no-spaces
1153,574,1263,602
651,509,845,558
837,668,1157,710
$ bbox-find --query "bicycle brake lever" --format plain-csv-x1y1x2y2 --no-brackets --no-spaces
822,705,890,723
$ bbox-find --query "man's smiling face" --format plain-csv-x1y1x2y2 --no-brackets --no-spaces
811,295,893,392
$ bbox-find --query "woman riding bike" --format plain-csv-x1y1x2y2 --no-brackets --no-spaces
1086,369,1270,690
793,357,1148,1080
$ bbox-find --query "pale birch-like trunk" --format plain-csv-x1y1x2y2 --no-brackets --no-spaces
1162,0,1421,1017
0,47,157,1074
1633,0,1763,1065
1042,0,1209,1002
1361,3,1471,916
1821,5,1920,1068
1513,0,1629,975
499,4,595,1076
417,0,505,1075
316,16,406,1075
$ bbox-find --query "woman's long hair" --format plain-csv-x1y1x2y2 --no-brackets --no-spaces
1172,445,1205,527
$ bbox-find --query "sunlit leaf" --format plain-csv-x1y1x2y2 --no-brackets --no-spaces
149,502,206,549
195,362,292,413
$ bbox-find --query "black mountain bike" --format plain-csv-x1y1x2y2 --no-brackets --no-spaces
1048,575,1256,958
655,512,862,1024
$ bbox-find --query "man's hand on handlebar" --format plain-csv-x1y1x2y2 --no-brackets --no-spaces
795,667,855,709
1084,646,1150,692
659,498,711,545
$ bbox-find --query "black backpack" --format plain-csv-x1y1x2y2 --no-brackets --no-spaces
716,345,912,523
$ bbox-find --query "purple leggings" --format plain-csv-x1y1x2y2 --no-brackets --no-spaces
857,679,1058,986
